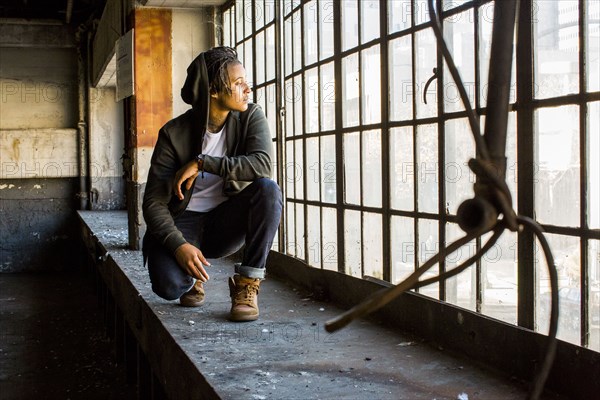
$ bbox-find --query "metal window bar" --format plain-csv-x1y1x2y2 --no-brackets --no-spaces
220,0,600,355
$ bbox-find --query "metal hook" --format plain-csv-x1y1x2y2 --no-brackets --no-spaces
423,67,438,105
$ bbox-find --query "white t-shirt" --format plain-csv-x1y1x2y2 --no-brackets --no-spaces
186,126,228,212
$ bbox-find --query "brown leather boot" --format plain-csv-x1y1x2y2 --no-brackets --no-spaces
228,274,261,321
179,280,205,307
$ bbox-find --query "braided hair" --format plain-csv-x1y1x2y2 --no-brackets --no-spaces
204,46,241,95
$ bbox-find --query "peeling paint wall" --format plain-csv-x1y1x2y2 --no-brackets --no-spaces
0,21,80,272
171,8,211,118
89,87,126,210
0,46,77,129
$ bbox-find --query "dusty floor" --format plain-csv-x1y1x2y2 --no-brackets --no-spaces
0,271,136,400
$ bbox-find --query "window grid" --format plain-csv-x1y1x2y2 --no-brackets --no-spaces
221,0,600,352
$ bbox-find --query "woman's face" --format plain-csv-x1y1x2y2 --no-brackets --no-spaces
211,63,252,113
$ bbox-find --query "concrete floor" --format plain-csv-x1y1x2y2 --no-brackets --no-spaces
0,209,569,400
75,210,569,400
0,272,136,400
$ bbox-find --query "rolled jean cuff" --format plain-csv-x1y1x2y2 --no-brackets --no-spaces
234,263,265,279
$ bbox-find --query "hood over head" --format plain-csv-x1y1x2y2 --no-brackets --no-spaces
181,52,210,128
180,47,241,133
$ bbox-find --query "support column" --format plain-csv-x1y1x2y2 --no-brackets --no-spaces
126,7,173,250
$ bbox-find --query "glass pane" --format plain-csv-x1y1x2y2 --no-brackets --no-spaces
445,118,475,215
536,234,580,347
319,0,335,60
255,0,264,30
293,10,302,72
589,240,600,352
284,17,292,76
236,0,244,42
343,132,360,205
284,0,292,17
321,62,336,131
361,45,381,124
307,205,322,268
322,207,338,271
223,9,231,47
443,0,469,9
479,3,517,107
342,0,358,51
236,44,244,74
321,134,337,204
294,138,304,199
361,1,380,44
445,223,476,311
535,105,580,227
296,203,305,259
285,78,295,137
443,8,475,114
271,141,278,185
390,126,414,211
244,39,253,88
589,102,600,229
388,0,411,33
389,35,413,121
255,31,265,85
505,112,518,210
255,87,265,114
363,212,383,279
362,129,382,207
344,209,362,277
342,53,360,127
481,230,518,325
416,28,437,119
243,0,252,38
306,137,320,201
414,0,430,26
391,216,415,284
417,123,439,213
265,0,275,24
266,84,276,140
286,201,296,255
587,2,600,92
286,140,295,198
480,113,518,211
294,75,303,135
304,1,319,66
266,25,276,81
305,67,319,134
418,219,439,299
534,0,580,99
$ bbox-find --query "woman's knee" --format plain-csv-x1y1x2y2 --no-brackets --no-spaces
254,178,282,203
152,281,188,301
147,256,193,300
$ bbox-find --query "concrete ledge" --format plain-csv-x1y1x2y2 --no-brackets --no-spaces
78,210,577,400
267,253,600,400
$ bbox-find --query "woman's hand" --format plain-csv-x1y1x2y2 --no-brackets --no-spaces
173,160,200,200
174,243,211,282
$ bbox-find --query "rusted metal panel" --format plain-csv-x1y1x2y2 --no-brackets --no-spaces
133,7,172,149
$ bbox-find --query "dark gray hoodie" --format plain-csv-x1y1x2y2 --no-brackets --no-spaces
142,52,273,254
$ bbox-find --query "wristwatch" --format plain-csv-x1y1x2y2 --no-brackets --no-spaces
196,154,205,178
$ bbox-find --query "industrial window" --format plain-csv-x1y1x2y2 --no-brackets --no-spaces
221,0,600,352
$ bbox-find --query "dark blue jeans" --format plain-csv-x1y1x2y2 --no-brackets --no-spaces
145,178,282,301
